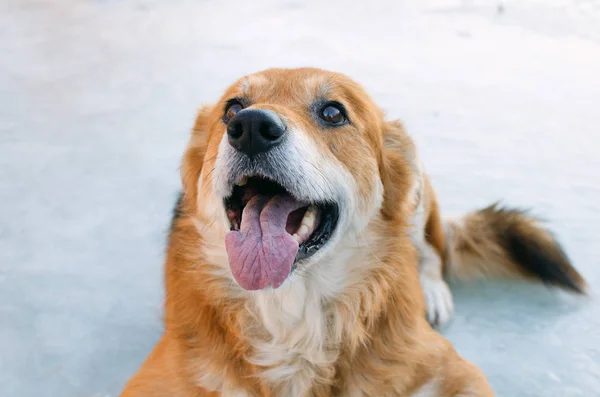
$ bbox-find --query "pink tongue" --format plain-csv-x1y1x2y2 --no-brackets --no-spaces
225,195,306,290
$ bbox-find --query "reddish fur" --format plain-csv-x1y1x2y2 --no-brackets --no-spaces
440,204,586,291
121,68,494,397
423,176,446,260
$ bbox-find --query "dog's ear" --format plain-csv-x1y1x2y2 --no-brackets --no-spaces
181,105,212,214
380,120,417,221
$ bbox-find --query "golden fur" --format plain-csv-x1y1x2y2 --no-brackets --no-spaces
121,68,585,397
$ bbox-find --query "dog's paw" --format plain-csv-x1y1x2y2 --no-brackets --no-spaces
420,274,454,328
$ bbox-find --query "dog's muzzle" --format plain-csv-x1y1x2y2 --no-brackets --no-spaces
215,110,341,291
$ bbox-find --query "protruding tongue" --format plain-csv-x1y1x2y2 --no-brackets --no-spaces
225,194,306,290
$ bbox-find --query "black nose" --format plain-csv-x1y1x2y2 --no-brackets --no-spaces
227,109,287,157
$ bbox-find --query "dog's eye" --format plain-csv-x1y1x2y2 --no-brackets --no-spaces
223,100,244,123
319,103,347,126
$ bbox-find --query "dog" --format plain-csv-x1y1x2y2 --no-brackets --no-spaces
121,68,586,397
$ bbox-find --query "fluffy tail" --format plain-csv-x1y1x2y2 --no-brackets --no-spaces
442,203,587,294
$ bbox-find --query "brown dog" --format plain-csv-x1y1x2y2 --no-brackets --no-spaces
121,68,586,397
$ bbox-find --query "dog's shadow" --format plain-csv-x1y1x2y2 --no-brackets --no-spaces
442,280,591,336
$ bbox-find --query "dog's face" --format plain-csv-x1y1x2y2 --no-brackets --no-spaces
184,68,411,291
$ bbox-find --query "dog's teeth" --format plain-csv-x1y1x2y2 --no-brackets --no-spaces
292,233,301,243
298,225,309,237
294,205,320,241
302,216,314,228
236,176,248,186
306,206,316,215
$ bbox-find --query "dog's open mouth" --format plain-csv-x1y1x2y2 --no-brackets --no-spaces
223,176,339,290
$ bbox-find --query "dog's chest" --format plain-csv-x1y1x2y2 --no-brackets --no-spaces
247,282,340,396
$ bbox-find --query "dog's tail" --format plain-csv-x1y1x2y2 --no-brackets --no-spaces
442,203,587,294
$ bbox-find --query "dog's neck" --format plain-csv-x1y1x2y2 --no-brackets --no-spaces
245,275,340,395
250,215,406,391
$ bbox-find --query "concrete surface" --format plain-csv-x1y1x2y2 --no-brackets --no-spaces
1,1,599,396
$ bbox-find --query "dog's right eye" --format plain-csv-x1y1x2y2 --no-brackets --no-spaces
223,100,244,124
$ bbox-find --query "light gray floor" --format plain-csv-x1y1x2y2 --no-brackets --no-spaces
1,1,599,396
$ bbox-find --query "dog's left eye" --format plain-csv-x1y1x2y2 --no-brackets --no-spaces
319,103,347,126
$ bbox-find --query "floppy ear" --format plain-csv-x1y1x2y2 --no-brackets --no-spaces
379,120,417,221
180,105,212,214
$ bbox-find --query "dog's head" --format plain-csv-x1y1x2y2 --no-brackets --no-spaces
183,68,414,291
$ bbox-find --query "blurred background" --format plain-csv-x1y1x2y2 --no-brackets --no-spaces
1,0,599,396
